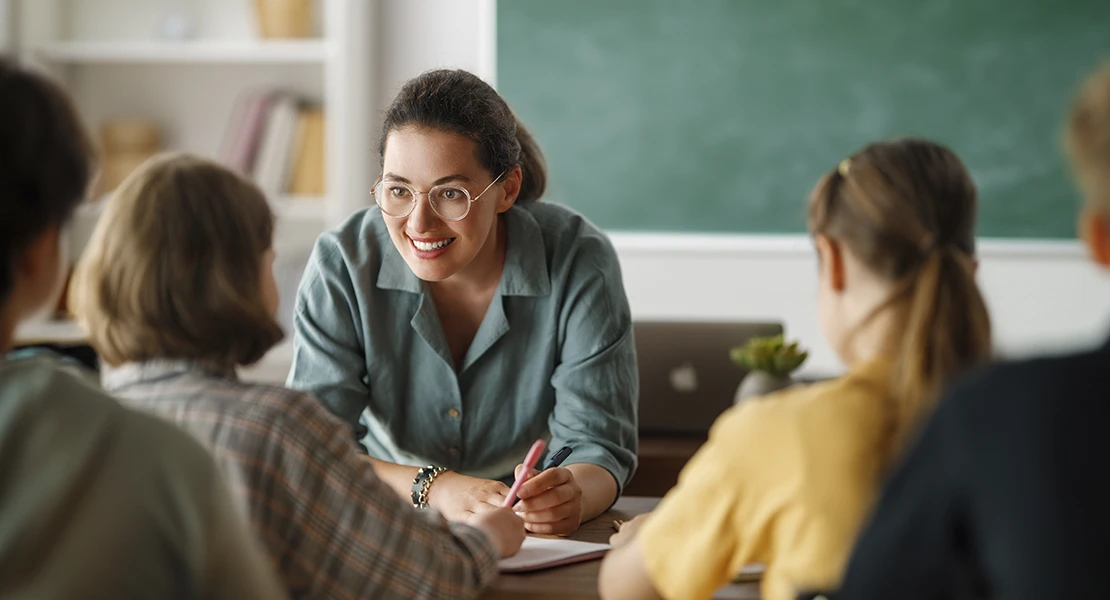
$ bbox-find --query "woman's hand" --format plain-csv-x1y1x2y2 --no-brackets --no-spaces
512,464,584,535
427,471,510,522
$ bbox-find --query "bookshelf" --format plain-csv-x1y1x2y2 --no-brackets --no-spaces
13,0,374,238
33,39,332,64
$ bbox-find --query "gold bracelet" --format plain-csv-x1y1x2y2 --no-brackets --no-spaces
411,466,448,509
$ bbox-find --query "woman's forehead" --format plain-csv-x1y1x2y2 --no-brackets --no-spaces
382,126,483,180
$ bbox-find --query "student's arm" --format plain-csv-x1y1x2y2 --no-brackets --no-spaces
269,393,513,598
600,404,780,600
518,234,637,534
598,538,664,600
835,393,970,600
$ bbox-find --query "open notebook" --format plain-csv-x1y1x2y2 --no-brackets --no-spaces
498,537,610,573
497,537,767,581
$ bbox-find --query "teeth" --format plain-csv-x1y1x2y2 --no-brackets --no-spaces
413,238,453,251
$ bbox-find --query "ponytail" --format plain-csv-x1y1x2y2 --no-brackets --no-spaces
514,118,547,204
889,247,991,453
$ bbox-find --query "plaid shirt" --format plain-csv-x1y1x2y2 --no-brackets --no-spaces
102,361,499,600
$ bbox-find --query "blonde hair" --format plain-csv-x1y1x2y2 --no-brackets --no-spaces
71,153,281,367
1066,60,1110,209
809,138,992,459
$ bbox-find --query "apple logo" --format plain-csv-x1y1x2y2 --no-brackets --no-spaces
669,362,698,393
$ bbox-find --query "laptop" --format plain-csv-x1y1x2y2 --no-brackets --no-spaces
634,320,784,436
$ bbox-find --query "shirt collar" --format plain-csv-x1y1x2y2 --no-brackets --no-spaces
376,205,551,297
101,359,237,392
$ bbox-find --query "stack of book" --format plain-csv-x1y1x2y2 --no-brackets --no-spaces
220,90,325,200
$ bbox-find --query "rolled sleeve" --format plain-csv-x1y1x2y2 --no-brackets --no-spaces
287,239,371,447
548,236,639,494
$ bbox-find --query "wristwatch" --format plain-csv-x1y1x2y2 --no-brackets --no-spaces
411,465,449,509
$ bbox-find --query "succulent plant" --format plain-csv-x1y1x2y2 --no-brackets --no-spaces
729,334,808,377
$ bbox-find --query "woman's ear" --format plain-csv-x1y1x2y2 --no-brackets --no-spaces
496,166,523,213
1079,206,1110,269
815,234,846,292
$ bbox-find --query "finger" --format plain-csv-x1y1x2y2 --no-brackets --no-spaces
520,498,579,525
516,468,572,499
513,464,541,480
515,481,579,513
525,517,579,536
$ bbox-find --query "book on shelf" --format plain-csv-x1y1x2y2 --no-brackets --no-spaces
220,90,326,202
289,106,325,196
219,91,274,174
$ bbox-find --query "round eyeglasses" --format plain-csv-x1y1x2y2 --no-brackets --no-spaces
371,172,506,222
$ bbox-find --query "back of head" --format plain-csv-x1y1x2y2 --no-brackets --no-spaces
380,68,548,203
1067,60,1110,209
809,137,992,455
0,60,95,305
70,153,282,368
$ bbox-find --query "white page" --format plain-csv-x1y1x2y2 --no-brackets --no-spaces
498,537,611,573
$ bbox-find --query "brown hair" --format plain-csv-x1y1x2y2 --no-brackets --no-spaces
809,137,992,456
1066,60,1110,209
71,153,282,368
380,69,548,203
0,59,96,304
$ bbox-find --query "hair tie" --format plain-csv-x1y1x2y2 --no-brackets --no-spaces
837,158,851,177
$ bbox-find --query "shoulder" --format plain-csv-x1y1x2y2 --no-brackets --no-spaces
0,354,116,421
517,203,620,273
302,207,390,284
710,369,888,455
940,344,1108,425
206,379,352,451
0,355,222,496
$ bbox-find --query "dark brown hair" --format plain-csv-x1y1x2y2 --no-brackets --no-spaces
71,153,282,368
380,69,547,203
809,137,992,456
0,59,95,304
1066,60,1110,208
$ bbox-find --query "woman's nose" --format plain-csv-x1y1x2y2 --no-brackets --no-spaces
406,193,440,233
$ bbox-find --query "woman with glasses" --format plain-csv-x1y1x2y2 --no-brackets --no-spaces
288,69,637,534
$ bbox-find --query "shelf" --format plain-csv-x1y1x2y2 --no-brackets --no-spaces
33,39,330,64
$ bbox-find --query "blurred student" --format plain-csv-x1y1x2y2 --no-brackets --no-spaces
834,61,1110,600
69,153,525,600
599,138,992,600
0,60,285,600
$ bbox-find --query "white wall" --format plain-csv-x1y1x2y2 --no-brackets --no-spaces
613,234,1110,375
0,0,12,52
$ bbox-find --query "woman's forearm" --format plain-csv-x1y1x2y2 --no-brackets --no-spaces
567,463,619,522
365,456,421,501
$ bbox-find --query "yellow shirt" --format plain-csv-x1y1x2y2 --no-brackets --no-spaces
638,359,893,600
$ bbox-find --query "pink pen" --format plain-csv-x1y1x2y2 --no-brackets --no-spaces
503,439,547,508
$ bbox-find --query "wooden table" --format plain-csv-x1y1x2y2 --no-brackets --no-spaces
485,497,760,599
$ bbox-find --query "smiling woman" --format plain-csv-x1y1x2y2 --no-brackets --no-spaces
287,69,638,535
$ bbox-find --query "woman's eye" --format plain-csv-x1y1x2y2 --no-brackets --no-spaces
389,187,410,198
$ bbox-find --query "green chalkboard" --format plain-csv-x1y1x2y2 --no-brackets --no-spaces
498,0,1110,238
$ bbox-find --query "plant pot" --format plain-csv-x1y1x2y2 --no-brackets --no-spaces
254,0,314,39
734,371,794,405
